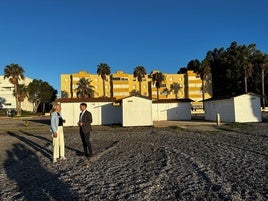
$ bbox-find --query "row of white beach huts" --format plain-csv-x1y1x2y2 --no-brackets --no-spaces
58,93,262,127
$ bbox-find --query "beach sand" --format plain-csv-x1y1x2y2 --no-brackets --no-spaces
0,117,267,200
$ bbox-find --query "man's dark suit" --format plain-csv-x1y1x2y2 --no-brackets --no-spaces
79,110,93,157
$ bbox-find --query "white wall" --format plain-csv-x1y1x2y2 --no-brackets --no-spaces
0,76,34,111
122,96,152,127
178,102,192,120
204,94,262,123
234,94,261,122
204,99,235,122
61,102,121,127
152,102,191,121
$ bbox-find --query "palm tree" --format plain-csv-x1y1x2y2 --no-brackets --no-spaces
150,71,166,100
170,82,183,99
261,59,268,108
4,63,25,116
97,63,111,97
133,66,146,95
75,78,95,98
199,58,211,103
243,62,253,93
16,84,28,114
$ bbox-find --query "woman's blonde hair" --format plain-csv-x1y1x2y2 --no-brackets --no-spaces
50,102,61,113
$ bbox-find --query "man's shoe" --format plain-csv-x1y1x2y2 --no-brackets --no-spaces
60,157,67,160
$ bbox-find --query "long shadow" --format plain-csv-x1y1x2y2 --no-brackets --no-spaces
18,130,83,156
28,118,50,125
3,142,79,200
7,131,52,160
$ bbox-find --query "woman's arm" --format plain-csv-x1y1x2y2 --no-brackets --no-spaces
50,112,58,133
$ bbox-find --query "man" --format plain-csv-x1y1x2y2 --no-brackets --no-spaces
78,103,93,158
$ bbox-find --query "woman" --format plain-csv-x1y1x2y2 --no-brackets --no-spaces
50,102,66,163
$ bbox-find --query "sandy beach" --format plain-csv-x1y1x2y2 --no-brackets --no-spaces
0,116,267,200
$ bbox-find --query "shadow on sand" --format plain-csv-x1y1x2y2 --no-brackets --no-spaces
4,131,79,200
17,130,84,156
27,118,50,125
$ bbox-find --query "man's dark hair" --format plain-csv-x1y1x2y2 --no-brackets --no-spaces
80,103,87,107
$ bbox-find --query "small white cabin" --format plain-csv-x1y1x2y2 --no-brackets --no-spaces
57,98,121,126
204,93,262,123
115,96,153,127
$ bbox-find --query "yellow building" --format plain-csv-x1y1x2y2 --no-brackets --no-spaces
60,70,212,103
111,71,132,99
184,70,213,101
149,71,185,100
61,71,111,98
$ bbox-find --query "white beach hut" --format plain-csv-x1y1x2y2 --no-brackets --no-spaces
57,98,121,126
115,95,153,127
204,93,262,123
152,99,192,121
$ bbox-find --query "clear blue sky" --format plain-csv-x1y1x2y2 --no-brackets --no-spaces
1,0,267,95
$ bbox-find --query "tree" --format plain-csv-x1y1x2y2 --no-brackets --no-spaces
3,63,25,116
206,41,266,97
39,81,57,113
170,82,183,99
261,56,268,108
97,63,111,97
16,84,28,113
61,91,69,98
200,58,211,101
187,59,201,72
133,66,147,95
75,78,95,98
177,67,187,74
28,79,57,112
150,71,166,100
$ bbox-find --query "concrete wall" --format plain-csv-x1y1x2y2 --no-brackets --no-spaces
234,94,261,122
121,96,153,127
152,102,191,121
61,101,121,127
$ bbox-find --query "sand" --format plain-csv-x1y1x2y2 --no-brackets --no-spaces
0,117,267,200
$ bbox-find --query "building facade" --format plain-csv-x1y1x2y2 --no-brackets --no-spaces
60,70,212,103
0,75,34,111
61,71,111,98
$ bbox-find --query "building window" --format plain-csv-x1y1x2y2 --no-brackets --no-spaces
113,84,129,88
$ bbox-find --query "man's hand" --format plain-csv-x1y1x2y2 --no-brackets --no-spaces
53,132,57,138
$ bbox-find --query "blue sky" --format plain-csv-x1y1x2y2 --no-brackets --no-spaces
1,0,267,94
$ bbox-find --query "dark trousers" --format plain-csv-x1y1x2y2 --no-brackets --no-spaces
79,128,93,156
